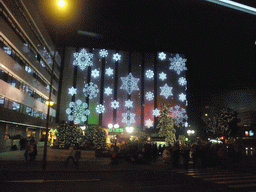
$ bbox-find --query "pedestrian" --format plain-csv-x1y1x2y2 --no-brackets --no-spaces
24,141,30,162
28,139,37,161
19,137,27,150
162,146,171,165
172,143,180,168
183,146,190,170
63,145,79,169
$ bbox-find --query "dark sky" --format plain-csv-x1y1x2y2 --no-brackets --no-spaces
39,0,256,129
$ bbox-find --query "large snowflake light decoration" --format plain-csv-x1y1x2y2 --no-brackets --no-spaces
160,83,173,99
99,49,108,58
111,100,119,109
96,104,105,113
169,54,187,75
91,69,100,78
120,73,140,95
105,67,114,76
113,53,121,61
158,52,166,60
178,77,187,86
104,87,112,96
170,105,188,125
159,72,167,81
146,92,154,101
146,70,154,79
122,110,136,126
145,119,153,128
68,87,77,96
179,93,186,102
73,48,93,70
83,82,99,99
66,100,90,124
125,99,133,108
152,108,160,117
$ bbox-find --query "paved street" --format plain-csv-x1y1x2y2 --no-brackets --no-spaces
1,148,256,192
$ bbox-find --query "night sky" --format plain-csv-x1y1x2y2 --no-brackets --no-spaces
38,0,256,132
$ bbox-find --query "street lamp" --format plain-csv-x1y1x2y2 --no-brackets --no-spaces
187,130,195,136
114,124,119,129
42,0,65,171
126,127,134,133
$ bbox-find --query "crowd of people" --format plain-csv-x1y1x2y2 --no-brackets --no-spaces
108,141,245,169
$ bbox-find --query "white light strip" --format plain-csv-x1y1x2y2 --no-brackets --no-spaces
205,0,256,15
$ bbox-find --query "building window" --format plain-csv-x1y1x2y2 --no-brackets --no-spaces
0,96,4,106
3,45,11,55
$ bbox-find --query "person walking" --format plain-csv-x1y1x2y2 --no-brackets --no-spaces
28,139,37,161
63,145,79,169
162,146,171,166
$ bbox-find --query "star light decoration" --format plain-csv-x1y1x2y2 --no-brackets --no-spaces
99,49,108,58
159,72,167,81
113,53,121,61
145,119,153,128
169,54,187,75
68,86,77,96
145,92,154,101
179,93,186,102
122,110,136,126
105,67,114,76
125,99,133,108
178,77,187,86
66,100,90,124
96,104,105,113
120,73,140,95
160,83,173,99
91,69,100,78
111,100,119,109
104,87,112,96
158,52,166,60
83,82,99,99
152,108,160,117
73,48,93,70
146,70,154,79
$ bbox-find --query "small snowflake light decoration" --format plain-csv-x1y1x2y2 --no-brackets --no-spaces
66,100,90,124
99,49,108,58
96,104,105,113
83,82,99,99
152,108,160,117
104,87,112,96
145,92,154,101
105,67,114,76
178,77,187,86
111,100,119,109
91,69,100,78
113,53,121,61
68,87,77,96
179,93,186,102
159,72,167,81
145,119,153,128
158,52,166,60
122,110,136,126
146,70,154,79
120,73,140,95
160,83,173,99
125,99,133,108
169,54,187,75
73,48,93,70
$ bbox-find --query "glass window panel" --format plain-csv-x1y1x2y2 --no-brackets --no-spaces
12,102,20,111
3,45,11,55
26,107,32,116
0,96,4,106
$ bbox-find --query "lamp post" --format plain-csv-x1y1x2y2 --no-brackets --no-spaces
42,0,65,171
187,130,195,144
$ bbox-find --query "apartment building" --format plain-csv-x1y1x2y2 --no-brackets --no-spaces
0,0,61,152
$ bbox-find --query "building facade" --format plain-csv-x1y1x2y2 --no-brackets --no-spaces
0,0,61,152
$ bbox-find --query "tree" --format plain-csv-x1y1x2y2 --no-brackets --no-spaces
156,104,178,146
206,108,240,137
57,124,83,148
80,125,106,149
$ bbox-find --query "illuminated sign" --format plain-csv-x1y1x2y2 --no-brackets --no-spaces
108,128,124,133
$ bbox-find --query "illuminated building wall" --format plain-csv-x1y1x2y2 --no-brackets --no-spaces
59,48,188,130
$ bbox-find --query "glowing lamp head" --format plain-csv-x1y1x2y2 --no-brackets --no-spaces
58,0,65,7
46,99,54,106
108,123,113,129
114,124,119,129
126,127,134,133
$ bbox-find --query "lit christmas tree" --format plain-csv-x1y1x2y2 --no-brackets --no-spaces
156,104,177,146
57,124,83,148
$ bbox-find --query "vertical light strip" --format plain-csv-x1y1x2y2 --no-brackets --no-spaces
205,0,256,15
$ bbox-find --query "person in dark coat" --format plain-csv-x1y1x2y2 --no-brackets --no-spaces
19,137,27,150
28,140,37,161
